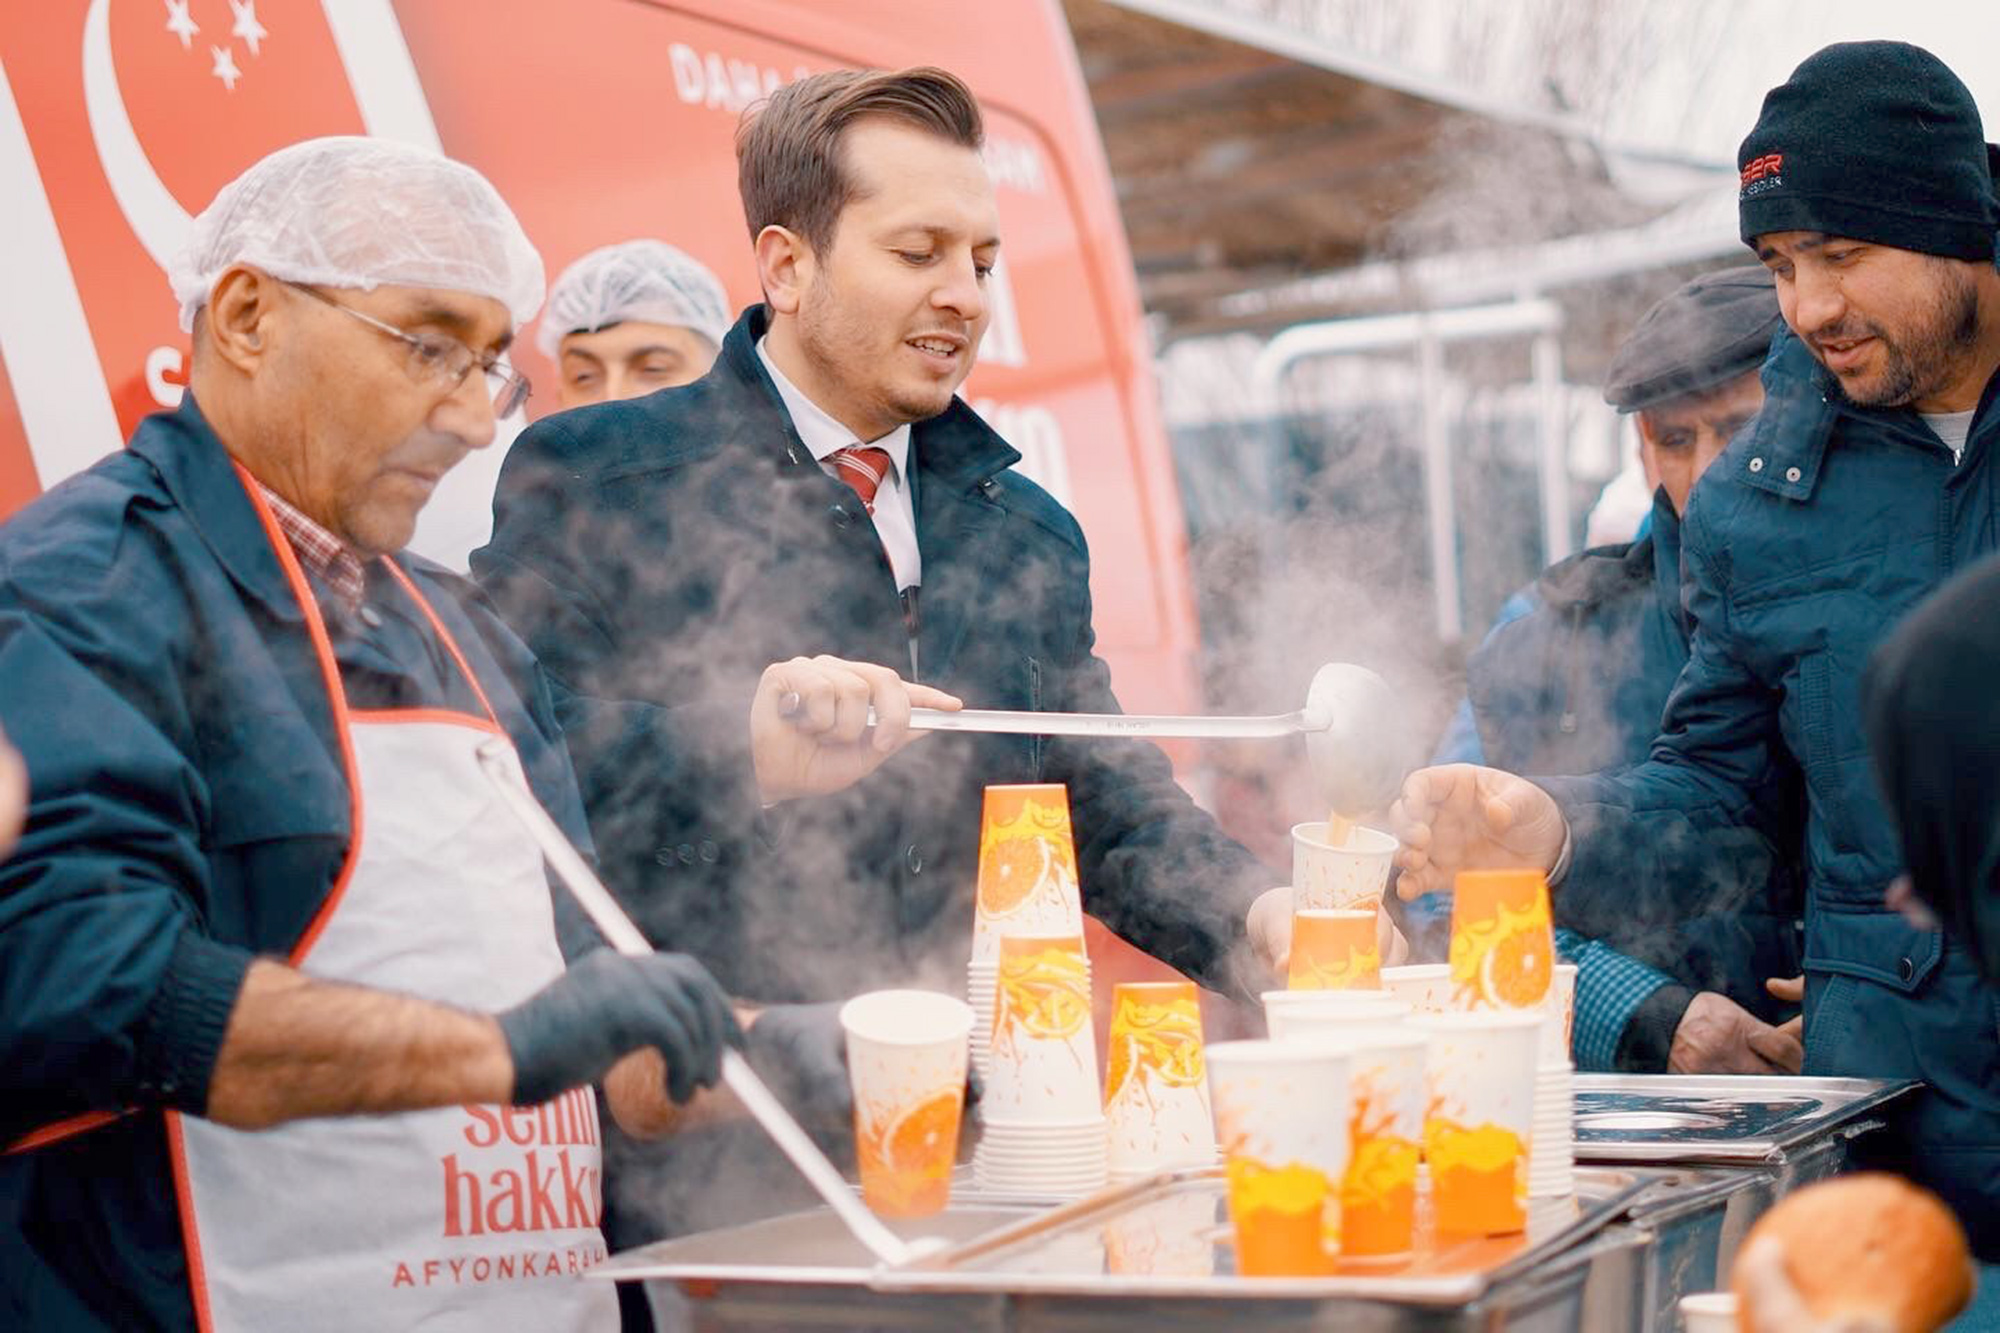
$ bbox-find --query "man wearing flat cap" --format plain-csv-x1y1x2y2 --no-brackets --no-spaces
1394,40,2000,1258
1433,267,1803,1078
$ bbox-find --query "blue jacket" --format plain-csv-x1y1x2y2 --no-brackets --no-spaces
474,306,1271,1007
1468,499,1804,1056
0,399,595,1331
1546,332,2000,1257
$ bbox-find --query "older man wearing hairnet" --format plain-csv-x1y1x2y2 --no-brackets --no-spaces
0,137,949,1332
539,239,733,408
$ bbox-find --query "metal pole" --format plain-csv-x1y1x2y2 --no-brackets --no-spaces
1415,317,1462,644
1533,327,1572,565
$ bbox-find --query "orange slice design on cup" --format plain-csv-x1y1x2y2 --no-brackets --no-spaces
1424,1115,1525,1236
993,938,1089,1055
1224,1155,1337,1276
1288,910,1382,990
1103,984,1205,1107
976,788,1080,919
1449,870,1553,1010
1341,1083,1418,1257
855,1089,963,1218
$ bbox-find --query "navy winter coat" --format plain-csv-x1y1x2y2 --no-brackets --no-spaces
1468,496,1803,1017
1546,331,2000,1257
474,306,1270,1005
0,399,595,1330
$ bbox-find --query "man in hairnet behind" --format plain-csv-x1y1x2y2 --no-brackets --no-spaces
0,136,950,1331
539,238,733,408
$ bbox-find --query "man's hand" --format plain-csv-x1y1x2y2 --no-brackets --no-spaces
0,725,26,858
1669,991,1804,1075
743,1002,852,1133
1734,1236,1897,1333
1247,885,1410,981
1389,765,1567,900
497,950,743,1106
750,655,963,803
1759,974,1806,1066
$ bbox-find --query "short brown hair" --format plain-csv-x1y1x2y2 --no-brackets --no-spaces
736,67,984,256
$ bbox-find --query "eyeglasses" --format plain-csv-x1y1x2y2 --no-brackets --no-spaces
283,281,531,417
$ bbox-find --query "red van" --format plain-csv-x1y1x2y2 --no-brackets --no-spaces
0,0,1208,993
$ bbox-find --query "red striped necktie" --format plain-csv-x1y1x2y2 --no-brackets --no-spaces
828,445,894,515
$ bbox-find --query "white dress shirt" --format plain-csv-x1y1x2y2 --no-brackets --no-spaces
756,338,922,592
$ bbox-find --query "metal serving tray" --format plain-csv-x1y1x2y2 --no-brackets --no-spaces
594,1164,1649,1306
1570,1074,1918,1165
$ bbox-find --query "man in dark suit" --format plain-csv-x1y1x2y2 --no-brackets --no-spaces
475,67,1277,1243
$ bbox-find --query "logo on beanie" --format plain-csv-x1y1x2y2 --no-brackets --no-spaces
1740,153,1785,199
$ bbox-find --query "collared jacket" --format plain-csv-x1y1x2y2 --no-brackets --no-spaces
0,398,594,1331
1545,331,2000,1257
474,306,1271,1003
1465,496,1804,1068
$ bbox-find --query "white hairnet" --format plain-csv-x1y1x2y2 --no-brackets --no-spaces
170,136,544,333
535,239,733,360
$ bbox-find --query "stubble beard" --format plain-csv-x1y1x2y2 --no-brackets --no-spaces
1836,262,1981,408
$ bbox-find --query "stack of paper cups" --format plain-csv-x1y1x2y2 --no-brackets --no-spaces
1530,962,1579,1198
968,784,1088,1079
973,933,1108,1196
1102,981,1216,1180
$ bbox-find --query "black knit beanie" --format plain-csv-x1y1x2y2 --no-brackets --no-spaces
1738,41,1999,261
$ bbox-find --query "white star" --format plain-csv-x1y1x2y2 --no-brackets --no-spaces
210,44,241,91
163,0,199,50
229,0,267,57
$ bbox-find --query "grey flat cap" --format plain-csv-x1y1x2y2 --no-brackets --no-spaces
1603,265,1783,412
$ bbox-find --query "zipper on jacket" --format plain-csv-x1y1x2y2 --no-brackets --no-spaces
1558,605,1584,734
1026,655,1046,776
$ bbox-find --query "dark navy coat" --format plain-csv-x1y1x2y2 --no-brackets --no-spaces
474,306,1270,1005
1468,497,1803,1016
1545,331,2000,1257
0,398,595,1331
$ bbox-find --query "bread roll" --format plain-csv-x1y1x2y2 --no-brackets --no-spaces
1731,1173,1973,1333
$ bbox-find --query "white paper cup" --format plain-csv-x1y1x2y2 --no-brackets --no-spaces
1410,1012,1542,1236
1381,964,1453,1016
1322,1023,1425,1260
972,785,1086,962
839,989,973,1218
1679,1291,1738,1333
1540,963,1578,1063
1103,982,1216,1177
1207,1039,1353,1273
1263,991,1410,1039
984,935,1100,1121
1290,822,1398,911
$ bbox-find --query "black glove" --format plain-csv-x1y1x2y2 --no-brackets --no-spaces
497,949,743,1106
742,1002,851,1132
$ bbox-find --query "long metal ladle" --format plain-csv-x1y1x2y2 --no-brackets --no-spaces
782,660,1412,815
474,741,944,1269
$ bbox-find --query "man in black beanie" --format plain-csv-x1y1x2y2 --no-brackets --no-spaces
1389,39,2000,1263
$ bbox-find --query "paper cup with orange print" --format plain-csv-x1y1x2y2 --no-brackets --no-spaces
971,785,1085,962
1103,981,1216,1177
1448,869,1555,1011
1262,990,1409,1037
1207,1040,1353,1276
1411,1011,1542,1237
985,934,1100,1121
1381,963,1453,1016
1541,962,1578,1064
839,989,973,1219
1288,908,1383,990
1291,822,1398,911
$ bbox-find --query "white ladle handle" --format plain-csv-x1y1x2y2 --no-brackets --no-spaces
474,741,916,1269
777,694,1309,740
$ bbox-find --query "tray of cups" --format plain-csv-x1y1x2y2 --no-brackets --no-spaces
1568,1075,1920,1164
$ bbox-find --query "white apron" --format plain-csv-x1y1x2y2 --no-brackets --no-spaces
165,477,617,1331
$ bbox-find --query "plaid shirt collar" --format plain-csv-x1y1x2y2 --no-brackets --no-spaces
256,483,367,619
